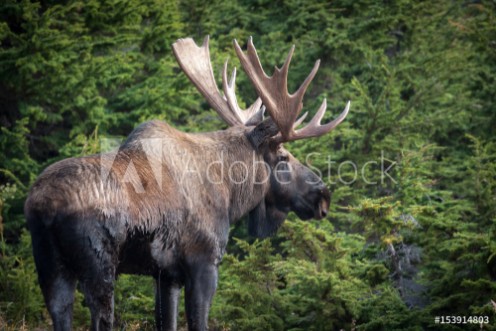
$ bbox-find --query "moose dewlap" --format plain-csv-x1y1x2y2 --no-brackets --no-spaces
25,36,349,331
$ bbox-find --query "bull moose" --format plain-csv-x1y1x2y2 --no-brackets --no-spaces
25,36,350,331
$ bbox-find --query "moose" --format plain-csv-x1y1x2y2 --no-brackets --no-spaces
25,36,350,331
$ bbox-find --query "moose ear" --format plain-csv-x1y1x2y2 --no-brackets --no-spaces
246,118,279,149
248,198,287,238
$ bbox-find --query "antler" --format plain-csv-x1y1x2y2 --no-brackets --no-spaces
172,36,263,126
233,37,350,142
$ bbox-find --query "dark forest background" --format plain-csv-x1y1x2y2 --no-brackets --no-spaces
1,0,495,330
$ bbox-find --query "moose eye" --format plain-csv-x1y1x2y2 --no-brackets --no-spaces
278,155,289,162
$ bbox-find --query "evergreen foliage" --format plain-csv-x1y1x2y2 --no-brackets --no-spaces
1,0,495,329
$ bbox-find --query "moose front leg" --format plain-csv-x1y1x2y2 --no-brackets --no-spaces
184,260,218,331
155,272,181,331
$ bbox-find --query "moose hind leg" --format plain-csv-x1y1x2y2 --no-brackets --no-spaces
77,238,117,331
30,226,76,331
41,272,77,331
80,263,116,331
80,253,115,331
184,261,218,331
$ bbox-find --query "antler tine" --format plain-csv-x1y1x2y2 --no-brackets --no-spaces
278,44,295,94
293,112,308,128
172,36,262,126
294,59,320,99
222,60,263,124
283,100,350,141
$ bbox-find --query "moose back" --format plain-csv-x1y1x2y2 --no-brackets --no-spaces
25,36,350,331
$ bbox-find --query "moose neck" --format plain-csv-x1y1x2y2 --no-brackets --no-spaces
197,126,270,223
